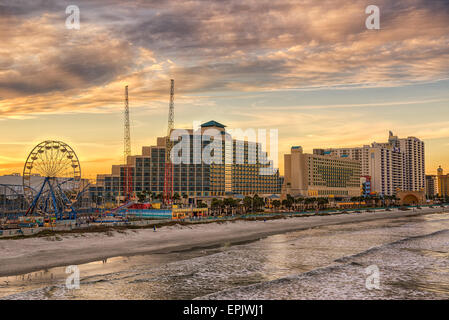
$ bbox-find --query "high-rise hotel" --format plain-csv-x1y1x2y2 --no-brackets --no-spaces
314,132,425,196
90,121,282,203
283,146,361,198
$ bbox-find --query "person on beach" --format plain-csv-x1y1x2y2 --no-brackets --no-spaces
153,225,157,232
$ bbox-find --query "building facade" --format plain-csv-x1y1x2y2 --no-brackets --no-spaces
90,121,282,204
394,135,425,191
284,146,361,198
361,175,372,196
425,174,437,198
314,131,425,196
437,166,449,198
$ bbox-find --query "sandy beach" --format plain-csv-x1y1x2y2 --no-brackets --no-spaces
0,207,446,277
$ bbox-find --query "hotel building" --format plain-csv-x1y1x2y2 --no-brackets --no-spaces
389,133,425,191
283,146,361,198
90,121,282,203
437,166,449,198
314,132,425,196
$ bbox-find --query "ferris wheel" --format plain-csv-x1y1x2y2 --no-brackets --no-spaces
23,140,82,218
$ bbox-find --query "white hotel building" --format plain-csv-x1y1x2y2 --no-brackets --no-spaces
314,132,425,196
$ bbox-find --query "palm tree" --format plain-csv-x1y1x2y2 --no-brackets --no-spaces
304,197,314,210
211,198,222,216
137,192,146,203
243,196,253,213
223,198,235,215
173,193,181,205
252,194,260,210
197,200,208,209
140,189,147,201
155,193,163,201
182,193,188,205
252,194,265,211
317,197,328,210
295,197,304,211
391,195,400,207
233,198,241,215
232,198,241,214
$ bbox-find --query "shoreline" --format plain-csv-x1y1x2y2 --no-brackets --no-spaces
0,207,446,277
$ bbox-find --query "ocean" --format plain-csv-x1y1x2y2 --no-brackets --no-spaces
1,212,448,300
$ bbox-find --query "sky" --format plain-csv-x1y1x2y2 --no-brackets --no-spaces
0,0,448,180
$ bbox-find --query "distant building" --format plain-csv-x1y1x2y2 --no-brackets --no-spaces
0,173,44,195
314,144,404,196
425,175,437,198
397,190,426,205
283,146,361,198
390,133,425,191
313,131,425,196
437,166,449,198
361,175,372,196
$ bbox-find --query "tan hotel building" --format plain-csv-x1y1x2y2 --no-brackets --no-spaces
437,166,449,198
283,146,361,198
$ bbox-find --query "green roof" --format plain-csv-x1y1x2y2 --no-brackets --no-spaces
201,120,226,128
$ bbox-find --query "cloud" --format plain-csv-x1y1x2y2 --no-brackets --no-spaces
122,0,449,94
0,0,448,119
0,14,135,98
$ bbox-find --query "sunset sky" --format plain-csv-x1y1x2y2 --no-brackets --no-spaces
1,0,448,180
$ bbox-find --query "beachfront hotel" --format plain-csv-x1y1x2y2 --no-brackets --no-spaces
90,121,282,204
283,146,361,198
314,132,425,196
437,166,449,198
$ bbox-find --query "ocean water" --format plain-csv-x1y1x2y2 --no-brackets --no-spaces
1,212,448,300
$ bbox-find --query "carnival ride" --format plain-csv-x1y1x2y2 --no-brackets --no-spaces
22,140,82,220
0,184,29,214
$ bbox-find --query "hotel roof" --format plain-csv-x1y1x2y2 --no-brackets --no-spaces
201,120,226,128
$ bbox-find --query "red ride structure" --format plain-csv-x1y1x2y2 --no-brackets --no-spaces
163,79,175,206
123,85,133,201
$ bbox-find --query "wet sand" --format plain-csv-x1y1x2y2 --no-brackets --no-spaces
0,207,446,277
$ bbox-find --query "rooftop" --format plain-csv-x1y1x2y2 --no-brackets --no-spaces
201,120,226,128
